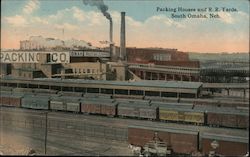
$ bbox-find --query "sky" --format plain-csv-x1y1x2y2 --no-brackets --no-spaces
1,0,249,53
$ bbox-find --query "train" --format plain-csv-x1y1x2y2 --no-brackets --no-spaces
0,89,249,130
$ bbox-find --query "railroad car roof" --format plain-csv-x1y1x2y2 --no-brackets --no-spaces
0,93,23,98
128,125,198,135
151,102,194,110
201,132,249,143
81,99,116,106
194,105,249,116
50,96,81,102
22,94,50,100
118,103,156,109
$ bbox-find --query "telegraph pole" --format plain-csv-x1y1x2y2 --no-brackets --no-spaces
44,112,48,155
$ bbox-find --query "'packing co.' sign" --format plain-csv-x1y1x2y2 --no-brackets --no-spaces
0,51,70,63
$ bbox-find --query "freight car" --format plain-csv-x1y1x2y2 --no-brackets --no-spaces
180,98,249,107
21,94,50,110
0,93,23,107
50,96,81,112
200,132,249,156
128,125,199,155
151,102,204,125
117,102,157,120
0,92,249,130
128,125,249,156
80,98,116,116
194,105,249,129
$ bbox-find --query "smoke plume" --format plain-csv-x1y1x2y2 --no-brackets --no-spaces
82,0,112,21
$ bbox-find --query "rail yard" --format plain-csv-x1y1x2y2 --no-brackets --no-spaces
1,0,249,156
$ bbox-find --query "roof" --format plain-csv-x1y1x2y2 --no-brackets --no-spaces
128,125,198,135
51,96,81,102
201,132,248,143
33,78,202,89
118,103,154,109
81,99,116,105
194,105,249,116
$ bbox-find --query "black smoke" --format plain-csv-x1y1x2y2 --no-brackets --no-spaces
82,0,112,21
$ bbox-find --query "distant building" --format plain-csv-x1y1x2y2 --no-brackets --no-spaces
20,36,94,50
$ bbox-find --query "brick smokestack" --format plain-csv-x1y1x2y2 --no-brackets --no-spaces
110,20,114,60
120,12,126,61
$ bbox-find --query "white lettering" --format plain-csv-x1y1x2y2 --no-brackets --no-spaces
0,51,69,63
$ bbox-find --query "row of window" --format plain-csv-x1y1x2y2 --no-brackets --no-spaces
1,83,196,98
73,68,99,74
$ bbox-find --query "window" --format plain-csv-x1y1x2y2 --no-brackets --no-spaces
92,69,95,73
87,69,90,73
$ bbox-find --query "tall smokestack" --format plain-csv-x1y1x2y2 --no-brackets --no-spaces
120,12,126,61
110,20,113,43
110,20,114,60
82,0,114,60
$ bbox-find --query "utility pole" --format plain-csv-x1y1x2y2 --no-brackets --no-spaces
44,112,48,155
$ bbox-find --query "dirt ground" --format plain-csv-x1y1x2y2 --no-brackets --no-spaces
0,131,37,155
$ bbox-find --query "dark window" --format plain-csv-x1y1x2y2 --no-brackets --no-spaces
62,86,73,92
145,91,160,96
8,83,17,88
130,90,143,95
101,88,113,94
87,88,99,93
180,93,195,98
161,92,177,97
115,89,128,95
51,86,61,91
19,83,28,88
29,84,38,88
75,87,86,93
40,85,49,89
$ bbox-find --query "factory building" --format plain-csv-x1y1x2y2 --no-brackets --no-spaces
126,47,199,68
3,11,199,82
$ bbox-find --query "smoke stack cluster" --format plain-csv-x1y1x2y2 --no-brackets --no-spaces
120,12,126,61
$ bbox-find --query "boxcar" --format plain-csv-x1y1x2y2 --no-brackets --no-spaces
117,103,138,118
80,99,102,114
100,102,117,116
0,94,10,106
195,105,249,129
128,125,199,154
152,102,204,124
139,105,158,119
9,94,23,107
66,102,80,112
200,132,249,156
50,96,81,112
50,97,66,111
22,95,50,110
0,93,23,107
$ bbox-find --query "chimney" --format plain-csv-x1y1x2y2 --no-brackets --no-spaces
120,12,126,61
109,20,114,60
